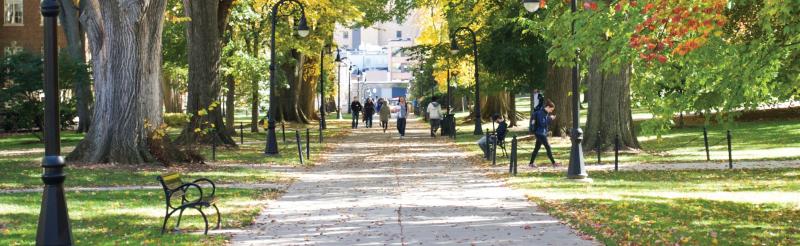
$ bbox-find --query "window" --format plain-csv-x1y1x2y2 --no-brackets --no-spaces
396,31,402,39
343,31,349,39
4,0,23,26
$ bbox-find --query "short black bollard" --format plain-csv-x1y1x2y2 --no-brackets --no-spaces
509,136,518,176
239,122,244,145
596,131,601,164
319,127,323,143
703,126,710,161
295,130,304,165
306,128,310,160
492,136,498,166
282,122,287,144
212,137,217,162
727,130,733,169
614,134,620,172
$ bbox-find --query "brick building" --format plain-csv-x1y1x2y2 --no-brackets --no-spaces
2,0,67,55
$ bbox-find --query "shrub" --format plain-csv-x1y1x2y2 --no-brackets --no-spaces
163,113,190,128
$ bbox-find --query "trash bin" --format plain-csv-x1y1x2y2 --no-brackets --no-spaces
441,114,455,137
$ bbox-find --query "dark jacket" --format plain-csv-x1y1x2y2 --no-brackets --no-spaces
533,109,551,136
533,93,545,111
364,101,375,115
496,121,508,141
350,101,362,113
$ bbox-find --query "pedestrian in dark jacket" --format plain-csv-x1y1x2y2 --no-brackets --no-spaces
478,115,508,160
364,99,375,128
350,97,362,129
529,100,560,167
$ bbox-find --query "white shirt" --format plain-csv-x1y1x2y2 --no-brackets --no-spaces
427,102,442,119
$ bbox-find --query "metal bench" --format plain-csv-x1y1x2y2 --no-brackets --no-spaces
156,173,221,235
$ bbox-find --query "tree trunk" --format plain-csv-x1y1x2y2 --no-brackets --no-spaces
177,0,235,145
224,74,235,133
466,91,519,126
274,50,314,124
546,62,572,137
68,0,167,164
59,0,92,133
583,55,640,150
250,77,259,132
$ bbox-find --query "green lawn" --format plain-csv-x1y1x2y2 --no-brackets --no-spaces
204,119,350,166
508,169,800,245
0,188,282,245
454,118,800,165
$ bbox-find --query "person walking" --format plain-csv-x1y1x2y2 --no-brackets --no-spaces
529,100,560,168
394,97,410,139
426,96,442,137
379,98,391,133
364,98,375,128
477,115,508,160
350,97,362,129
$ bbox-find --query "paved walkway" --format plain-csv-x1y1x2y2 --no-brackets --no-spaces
231,119,594,245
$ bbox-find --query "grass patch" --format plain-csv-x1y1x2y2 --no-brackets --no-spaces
205,120,349,166
0,154,291,190
509,169,800,245
452,118,800,165
0,188,281,245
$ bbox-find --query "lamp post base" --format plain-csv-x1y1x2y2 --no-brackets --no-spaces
566,128,589,179
265,119,279,156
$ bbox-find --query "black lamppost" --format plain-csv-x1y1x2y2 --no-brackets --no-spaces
525,0,589,180
320,45,331,130
450,27,482,135
37,0,73,244
266,0,310,155
334,49,346,119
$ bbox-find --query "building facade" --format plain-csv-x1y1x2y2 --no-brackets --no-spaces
334,10,421,112
1,0,67,55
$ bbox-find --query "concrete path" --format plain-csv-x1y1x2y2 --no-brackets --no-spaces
231,119,594,245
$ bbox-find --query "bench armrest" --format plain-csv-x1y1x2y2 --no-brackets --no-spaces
169,183,204,205
192,178,216,198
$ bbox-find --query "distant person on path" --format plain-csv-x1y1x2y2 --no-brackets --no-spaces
350,97,362,129
364,98,375,128
394,97,410,139
379,98,391,133
529,100,560,168
477,115,508,160
427,96,442,137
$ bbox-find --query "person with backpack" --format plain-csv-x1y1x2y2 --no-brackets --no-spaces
379,98,391,132
350,97,362,129
426,96,443,137
363,98,376,128
529,100,560,168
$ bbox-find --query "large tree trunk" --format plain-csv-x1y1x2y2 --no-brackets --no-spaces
546,62,572,137
224,74,235,133
59,0,92,133
274,50,315,124
465,91,519,127
250,78,259,132
584,56,640,150
68,0,167,164
176,0,235,145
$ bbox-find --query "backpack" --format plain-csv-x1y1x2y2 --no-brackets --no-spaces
529,111,542,133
